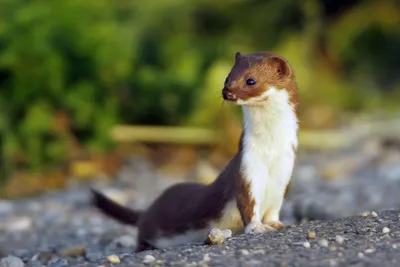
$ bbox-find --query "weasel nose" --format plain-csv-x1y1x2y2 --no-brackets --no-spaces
222,88,237,101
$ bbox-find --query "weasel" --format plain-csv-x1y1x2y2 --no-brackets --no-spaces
91,51,299,252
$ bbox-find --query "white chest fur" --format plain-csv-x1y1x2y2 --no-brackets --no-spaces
241,88,298,221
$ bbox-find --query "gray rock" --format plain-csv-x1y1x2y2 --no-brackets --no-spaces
0,256,24,267
84,252,103,262
48,258,68,267
24,260,44,267
115,235,136,248
56,245,86,257
0,217,33,232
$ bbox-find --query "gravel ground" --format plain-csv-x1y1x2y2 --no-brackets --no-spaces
1,140,400,267
1,193,399,267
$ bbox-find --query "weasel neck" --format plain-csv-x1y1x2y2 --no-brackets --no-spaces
242,88,298,151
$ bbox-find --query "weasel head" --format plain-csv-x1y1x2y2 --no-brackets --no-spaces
222,52,297,106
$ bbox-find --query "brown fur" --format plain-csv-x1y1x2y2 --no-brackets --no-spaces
236,175,255,225
223,52,299,114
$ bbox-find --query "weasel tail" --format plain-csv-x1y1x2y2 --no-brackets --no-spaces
91,188,143,225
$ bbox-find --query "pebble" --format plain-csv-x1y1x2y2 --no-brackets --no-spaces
361,212,370,217
205,228,226,245
85,252,103,262
143,255,156,265
318,239,329,247
57,245,86,257
0,256,25,267
335,235,344,244
89,226,104,235
308,232,316,239
303,241,311,248
107,255,120,264
357,252,364,258
49,258,68,267
371,211,378,217
203,254,211,262
240,249,250,256
382,227,390,234
115,235,136,247
364,248,375,254
0,217,33,232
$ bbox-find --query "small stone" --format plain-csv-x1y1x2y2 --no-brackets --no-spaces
49,258,68,267
330,246,337,251
33,252,54,262
357,252,364,258
0,256,25,267
328,259,337,266
318,239,329,247
205,228,226,245
361,212,370,217
308,232,316,239
143,255,156,265
364,248,375,254
371,211,378,217
335,235,344,244
25,260,43,267
156,260,163,265
0,217,33,232
240,249,250,256
85,252,103,262
392,244,397,249
57,245,86,257
89,226,104,235
203,254,211,262
107,255,120,264
303,241,311,248
115,235,136,247
382,227,390,234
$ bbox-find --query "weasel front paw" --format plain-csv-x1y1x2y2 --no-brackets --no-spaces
265,221,286,230
245,221,275,234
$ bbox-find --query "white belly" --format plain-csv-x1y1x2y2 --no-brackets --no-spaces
242,144,296,219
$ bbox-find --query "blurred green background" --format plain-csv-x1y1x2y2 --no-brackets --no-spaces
0,0,399,197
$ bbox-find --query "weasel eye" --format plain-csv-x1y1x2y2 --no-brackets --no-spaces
246,78,256,86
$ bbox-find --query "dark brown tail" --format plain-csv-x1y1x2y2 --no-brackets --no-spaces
90,188,142,226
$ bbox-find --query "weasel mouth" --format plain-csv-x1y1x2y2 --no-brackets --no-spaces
222,89,237,102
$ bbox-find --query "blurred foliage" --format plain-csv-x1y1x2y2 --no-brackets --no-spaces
0,0,399,176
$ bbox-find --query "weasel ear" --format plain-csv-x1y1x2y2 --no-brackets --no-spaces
268,56,291,79
235,52,242,61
